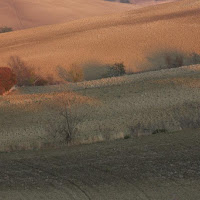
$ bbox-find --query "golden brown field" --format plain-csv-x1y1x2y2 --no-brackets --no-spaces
0,0,199,77
1,64,200,152
0,0,134,30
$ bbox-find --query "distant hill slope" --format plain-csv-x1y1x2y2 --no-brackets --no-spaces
0,0,134,30
0,0,199,75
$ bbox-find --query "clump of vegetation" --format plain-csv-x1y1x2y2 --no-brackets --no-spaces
130,122,170,137
82,62,111,81
178,112,200,129
152,129,168,134
108,62,126,77
146,50,200,71
124,135,131,139
0,67,16,95
8,56,56,86
47,96,85,144
187,52,200,65
57,65,84,83
8,56,38,86
58,62,126,83
0,26,13,33
120,0,130,3
68,64,84,82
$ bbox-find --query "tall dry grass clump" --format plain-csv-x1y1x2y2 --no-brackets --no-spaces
57,64,84,83
68,64,84,82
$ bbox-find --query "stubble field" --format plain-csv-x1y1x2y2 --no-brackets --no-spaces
1,64,200,152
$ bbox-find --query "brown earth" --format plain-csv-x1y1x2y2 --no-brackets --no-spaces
0,0,175,30
0,0,134,30
0,0,199,76
0,129,200,199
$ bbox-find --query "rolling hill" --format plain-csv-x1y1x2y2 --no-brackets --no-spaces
0,0,199,76
0,0,134,30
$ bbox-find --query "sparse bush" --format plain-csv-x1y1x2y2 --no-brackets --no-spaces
8,56,56,86
130,122,170,137
8,56,37,86
145,50,200,71
130,123,153,137
187,52,200,65
57,64,84,83
108,63,126,77
83,61,126,80
146,50,186,71
0,26,13,33
171,102,200,130
57,66,69,82
124,135,131,139
47,97,83,144
68,64,84,82
152,129,168,134
82,62,111,80
58,62,126,82
178,112,200,129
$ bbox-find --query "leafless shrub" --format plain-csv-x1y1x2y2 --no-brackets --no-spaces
57,64,84,83
47,97,85,144
68,64,84,82
8,56,57,86
8,56,36,86
56,65,69,82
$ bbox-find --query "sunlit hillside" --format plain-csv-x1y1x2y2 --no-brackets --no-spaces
0,0,134,30
0,0,199,76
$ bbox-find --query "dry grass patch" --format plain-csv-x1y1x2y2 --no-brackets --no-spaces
151,77,200,88
1,65,200,152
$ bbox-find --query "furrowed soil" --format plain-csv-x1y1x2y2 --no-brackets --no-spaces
0,129,200,200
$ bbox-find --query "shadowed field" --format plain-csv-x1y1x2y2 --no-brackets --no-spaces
0,64,200,152
0,129,200,199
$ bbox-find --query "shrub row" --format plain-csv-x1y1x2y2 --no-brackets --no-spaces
0,26,13,33
1,50,200,93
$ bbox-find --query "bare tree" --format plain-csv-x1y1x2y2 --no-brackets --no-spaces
47,96,85,144
58,99,79,143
